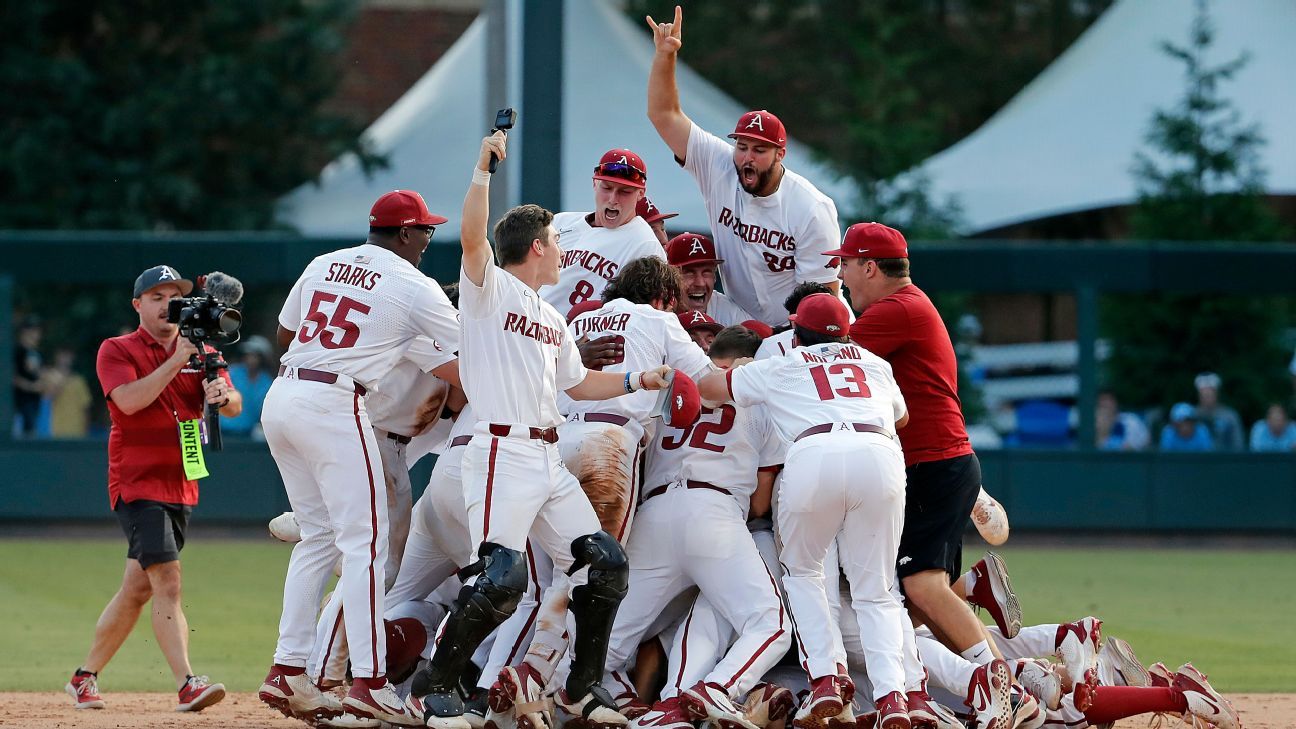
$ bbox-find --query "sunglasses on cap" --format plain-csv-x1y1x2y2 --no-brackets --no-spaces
594,162,646,185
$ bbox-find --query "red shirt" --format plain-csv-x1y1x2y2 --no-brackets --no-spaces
849,284,972,467
96,328,231,508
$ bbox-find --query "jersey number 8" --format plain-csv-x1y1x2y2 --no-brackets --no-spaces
298,291,371,349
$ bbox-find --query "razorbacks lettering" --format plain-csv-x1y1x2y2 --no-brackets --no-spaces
503,312,564,346
324,262,382,291
717,208,796,252
561,249,620,281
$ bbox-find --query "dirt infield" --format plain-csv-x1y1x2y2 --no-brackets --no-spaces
3,692,1295,729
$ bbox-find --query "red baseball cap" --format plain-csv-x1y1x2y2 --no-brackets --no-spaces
659,370,702,428
566,299,604,324
666,232,724,267
740,319,774,339
789,293,849,336
593,148,647,189
369,190,448,227
636,196,678,224
824,222,908,259
728,110,787,148
678,310,724,333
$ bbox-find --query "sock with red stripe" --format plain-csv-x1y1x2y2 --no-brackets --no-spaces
1082,686,1187,724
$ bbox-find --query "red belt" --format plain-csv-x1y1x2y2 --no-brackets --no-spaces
488,423,559,444
642,480,731,503
450,435,473,448
277,365,367,396
578,412,631,427
794,422,893,442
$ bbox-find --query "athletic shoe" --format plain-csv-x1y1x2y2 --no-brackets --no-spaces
343,680,422,726
612,690,652,720
65,670,105,710
629,698,693,729
874,692,911,729
971,488,1009,546
1172,663,1242,729
855,711,878,729
968,553,1021,639
464,686,489,729
1054,617,1101,711
1008,685,1043,729
1148,661,1173,688
269,511,302,542
1012,659,1061,711
794,676,848,729
681,680,759,729
963,659,1012,729
904,688,938,729
556,686,628,729
320,714,382,728
491,664,552,729
259,664,344,721
483,705,518,729
176,675,226,712
826,701,857,729
744,682,797,728
1096,636,1151,688
924,702,965,729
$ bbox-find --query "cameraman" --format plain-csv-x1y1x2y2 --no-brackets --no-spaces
66,265,241,713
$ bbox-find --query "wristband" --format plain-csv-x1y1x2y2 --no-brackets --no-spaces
623,372,634,394
472,168,491,186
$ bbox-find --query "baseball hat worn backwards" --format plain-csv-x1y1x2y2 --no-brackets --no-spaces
729,110,787,148
666,232,724,267
678,310,724,334
790,293,850,337
823,222,909,259
369,190,449,227
593,149,647,189
636,196,678,224
133,265,194,298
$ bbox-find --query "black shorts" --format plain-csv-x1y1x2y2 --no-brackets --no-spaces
897,453,981,580
115,499,192,569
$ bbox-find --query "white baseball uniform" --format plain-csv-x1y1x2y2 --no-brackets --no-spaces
754,329,795,360
728,342,909,699
683,123,842,325
264,243,459,678
705,290,754,327
539,212,665,314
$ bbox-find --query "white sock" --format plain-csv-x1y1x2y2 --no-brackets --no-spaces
960,640,993,665
985,623,1058,661
916,633,976,694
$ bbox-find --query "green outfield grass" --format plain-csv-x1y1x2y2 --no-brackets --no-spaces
1,538,1293,693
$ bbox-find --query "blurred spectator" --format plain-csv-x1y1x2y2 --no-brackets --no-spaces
1160,402,1213,452
222,335,275,438
1249,403,1296,452
13,317,46,436
46,348,92,438
1095,389,1150,451
1192,372,1243,451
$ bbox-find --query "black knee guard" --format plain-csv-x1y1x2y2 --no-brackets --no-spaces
565,531,629,698
413,542,528,696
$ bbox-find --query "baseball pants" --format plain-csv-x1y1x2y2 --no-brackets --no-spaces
557,417,642,542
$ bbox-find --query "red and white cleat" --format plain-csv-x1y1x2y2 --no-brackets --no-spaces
744,682,797,728
873,691,911,729
963,659,1012,729
793,676,848,729
1055,617,1101,711
1173,663,1242,729
343,679,422,726
258,664,343,721
176,674,226,712
65,670,105,710
967,552,1021,639
680,680,758,729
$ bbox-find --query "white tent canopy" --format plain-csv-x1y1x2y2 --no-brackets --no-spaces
919,0,1296,235
277,1,857,240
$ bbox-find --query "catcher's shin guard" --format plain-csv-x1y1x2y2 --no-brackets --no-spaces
564,530,629,698
413,542,529,696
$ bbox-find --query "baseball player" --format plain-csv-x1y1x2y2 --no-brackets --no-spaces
697,293,919,729
540,148,666,313
258,189,461,727
408,131,675,729
646,7,842,326
677,310,724,354
754,283,832,361
665,232,753,326
637,196,677,247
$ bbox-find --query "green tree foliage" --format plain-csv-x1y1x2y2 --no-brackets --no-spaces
0,0,384,230
1103,1,1290,422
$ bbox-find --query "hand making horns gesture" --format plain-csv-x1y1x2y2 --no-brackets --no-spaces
646,5,683,55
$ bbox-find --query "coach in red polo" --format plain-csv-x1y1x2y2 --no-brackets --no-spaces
66,265,242,714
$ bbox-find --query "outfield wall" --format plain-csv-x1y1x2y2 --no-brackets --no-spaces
4,440,1294,531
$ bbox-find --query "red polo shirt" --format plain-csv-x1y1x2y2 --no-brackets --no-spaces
849,284,972,467
96,328,231,508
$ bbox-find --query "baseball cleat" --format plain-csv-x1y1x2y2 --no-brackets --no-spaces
1097,636,1151,688
873,691,910,729
1009,684,1043,729
793,675,848,729
903,688,938,729
963,659,1012,729
971,487,1009,546
1054,617,1101,711
826,701,857,729
491,664,553,729
268,511,302,542
610,689,651,721
556,686,628,729
629,698,693,729
923,702,965,729
968,552,1021,639
855,711,878,729
1172,663,1242,729
258,664,344,721
65,670,105,710
320,713,382,728
1148,661,1173,688
680,680,759,729
343,680,423,726
1013,659,1061,711
176,674,226,712
744,682,797,728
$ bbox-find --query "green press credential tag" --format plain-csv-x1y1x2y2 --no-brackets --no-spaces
179,419,210,480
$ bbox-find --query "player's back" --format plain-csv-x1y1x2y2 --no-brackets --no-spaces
540,212,664,313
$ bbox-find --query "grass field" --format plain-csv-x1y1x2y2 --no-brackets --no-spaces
2,537,1293,693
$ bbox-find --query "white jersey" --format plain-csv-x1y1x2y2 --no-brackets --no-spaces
684,123,841,325
754,329,795,360
729,342,907,444
561,298,713,434
642,401,785,513
539,212,665,314
706,291,753,327
278,244,459,391
367,337,454,438
459,263,586,429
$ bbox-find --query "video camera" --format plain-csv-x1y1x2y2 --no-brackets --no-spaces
488,107,516,173
166,271,245,450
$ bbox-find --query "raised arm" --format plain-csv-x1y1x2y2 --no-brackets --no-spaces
645,5,693,161
462,131,507,287
566,365,672,401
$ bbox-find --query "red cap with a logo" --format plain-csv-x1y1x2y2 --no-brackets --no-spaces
369,190,448,227
823,222,908,259
593,149,647,189
789,293,849,337
636,196,678,224
740,319,774,339
729,110,787,148
678,310,724,333
666,232,724,267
